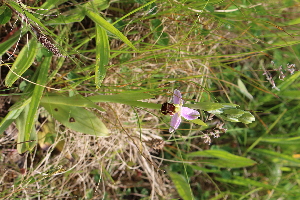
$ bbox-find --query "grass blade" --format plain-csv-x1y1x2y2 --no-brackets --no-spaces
168,171,194,200
187,149,256,168
16,104,37,153
85,9,137,51
95,24,109,87
0,30,21,56
23,56,51,149
87,92,154,102
253,149,300,165
5,38,38,87
0,107,24,134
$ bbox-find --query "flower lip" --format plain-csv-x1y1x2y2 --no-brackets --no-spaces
161,102,176,115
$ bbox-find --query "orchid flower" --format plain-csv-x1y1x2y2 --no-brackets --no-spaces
161,89,200,133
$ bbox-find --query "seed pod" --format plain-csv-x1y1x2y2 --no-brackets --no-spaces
37,33,64,57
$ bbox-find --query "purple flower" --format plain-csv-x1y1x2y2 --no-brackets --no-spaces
164,89,200,133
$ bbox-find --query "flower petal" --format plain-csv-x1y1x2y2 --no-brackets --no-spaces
181,107,199,120
169,113,181,133
173,89,183,104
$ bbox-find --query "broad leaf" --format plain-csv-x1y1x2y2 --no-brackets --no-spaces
41,94,105,111
41,103,109,136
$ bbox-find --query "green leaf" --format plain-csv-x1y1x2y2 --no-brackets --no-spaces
41,103,109,136
0,5,12,24
46,0,109,25
0,6,5,15
287,17,300,25
216,176,290,193
190,119,207,126
87,92,161,110
219,115,239,123
0,30,22,56
5,38,38,87
280,90,300,99
187,149,256,168
41,94,105,111
168,172,194,200
95,25,109,87
261,136,300,145
237,78,253,100
83,0,109,11
151,19,163,32
0,107,24,134
187,102,238,111
7,96,32,111
85,9,137,51
155,32,169,46
238,112,255,124
205,3,215,12
87,92,154,102
15,104,37,153
7,1,56,37
188,164,221,174
188,102,254,124
278,71,300,91
119,53,132,63
39,0,61,11
151,19,169,46
253,149,300,165
46,9,85,25
23,56,51,148
223,108,244,115
127,101,161,109
215,177,275,190
87,92,160,109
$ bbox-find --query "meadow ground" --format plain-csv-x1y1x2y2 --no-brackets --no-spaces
1,0,300,199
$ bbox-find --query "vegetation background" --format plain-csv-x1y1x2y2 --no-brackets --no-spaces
0,0,300,199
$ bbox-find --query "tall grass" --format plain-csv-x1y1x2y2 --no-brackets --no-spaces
0,0,300,199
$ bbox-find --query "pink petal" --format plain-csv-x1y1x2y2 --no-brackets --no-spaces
181,107,199,120
173,89,183,104
169,113,181,133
